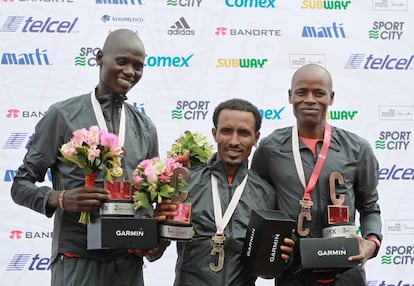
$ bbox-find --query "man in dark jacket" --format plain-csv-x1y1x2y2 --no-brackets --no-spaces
156,98,294,286
251,64,382,286
11,29,159,286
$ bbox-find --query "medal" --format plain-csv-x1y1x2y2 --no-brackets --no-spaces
209,234,226,272
292,124,332,237
297,199,313,237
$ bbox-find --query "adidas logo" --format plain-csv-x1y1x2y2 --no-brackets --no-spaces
168,17,195,36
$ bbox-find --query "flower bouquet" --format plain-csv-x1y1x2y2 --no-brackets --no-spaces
168,130,214,167
131,157,186,210
59,125,125,224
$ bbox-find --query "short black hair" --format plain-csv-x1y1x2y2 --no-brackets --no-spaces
212,98,262,132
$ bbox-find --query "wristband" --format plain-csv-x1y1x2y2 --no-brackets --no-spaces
367,236,381,258
58,190,66,209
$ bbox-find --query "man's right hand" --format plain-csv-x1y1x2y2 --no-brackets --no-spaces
154,199,178,221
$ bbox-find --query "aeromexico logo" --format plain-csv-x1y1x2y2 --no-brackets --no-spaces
269,233,280,262
115,229,144,237
317,246,347,256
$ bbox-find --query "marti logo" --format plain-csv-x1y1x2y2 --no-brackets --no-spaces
259,107,285,120
96,0,143,5
167,0,203,7
1,49,51,65
375,131,411,150
369,21,404,40
214,26,281,37
0,16,78,33
6,254,51,271
216,58,268,68
382,245,414,265
168,17,195,36
326,110,358,120
302,22,347,38
301,0,351,9
75,47,100,67
225,0,276,8
171,100,210,120
144,54,194,68
344,54,414,70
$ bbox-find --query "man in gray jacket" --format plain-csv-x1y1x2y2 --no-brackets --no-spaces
156,98,294,286
11,29,159,286
251,64,382,286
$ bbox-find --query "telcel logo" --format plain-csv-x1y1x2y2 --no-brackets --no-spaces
6,254,51,271
345,54,414,70
0,16,78,33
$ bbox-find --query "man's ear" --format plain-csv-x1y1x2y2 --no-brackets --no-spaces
329,91,335,105
288,89,293,104
95,49,103,66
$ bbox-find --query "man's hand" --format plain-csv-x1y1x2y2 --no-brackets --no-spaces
49,187,110,212
280,237,295,261
154,199,178,221
347,234,377,269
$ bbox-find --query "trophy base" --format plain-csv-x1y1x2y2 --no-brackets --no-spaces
87,217,158,250
100,201,135,216
158,222,193,241
322,224,357,238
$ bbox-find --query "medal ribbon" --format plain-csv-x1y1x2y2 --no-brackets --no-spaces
211,174,248,234
292,123,332,200
90,91,126,147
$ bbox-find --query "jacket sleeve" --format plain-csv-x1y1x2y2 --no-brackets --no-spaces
355,139,382,241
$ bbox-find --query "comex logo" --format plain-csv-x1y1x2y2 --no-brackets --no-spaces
6,254,51,271
344,54,414,70
0,16,78,33
225,0,276,8
144,54,194,67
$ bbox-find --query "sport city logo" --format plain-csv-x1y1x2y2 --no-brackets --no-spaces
381,245,414,265
368,21,404,40
375,131,411,151
167,0,203,7
344,54,414,70
0,16,78,33
171,100,210,120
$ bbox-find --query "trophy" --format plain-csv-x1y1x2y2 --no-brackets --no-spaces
322,172,357,238
87,171,158,250
158,167,193,241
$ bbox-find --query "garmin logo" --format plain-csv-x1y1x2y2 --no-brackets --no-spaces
246,228,255,256
115,230,144,237
317,248,347,256
269,234,280,262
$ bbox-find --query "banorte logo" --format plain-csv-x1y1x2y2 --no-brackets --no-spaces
224,0,276,8
382,245,414,265
9,230,23,239
171,100,210,120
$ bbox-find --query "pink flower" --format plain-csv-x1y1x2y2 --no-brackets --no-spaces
100,131,119,149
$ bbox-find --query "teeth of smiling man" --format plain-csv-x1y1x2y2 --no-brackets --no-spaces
119,78,131,85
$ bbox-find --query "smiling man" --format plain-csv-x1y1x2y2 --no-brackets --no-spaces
11,29,159,286
251,64,382,286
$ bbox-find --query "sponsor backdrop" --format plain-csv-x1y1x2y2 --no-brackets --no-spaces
0,1,413,286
